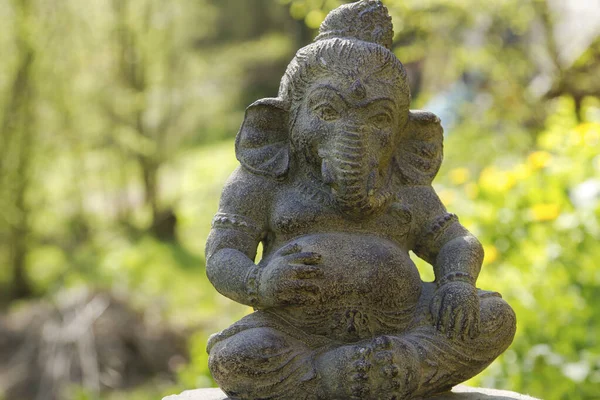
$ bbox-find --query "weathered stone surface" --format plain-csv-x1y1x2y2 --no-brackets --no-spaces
163,386,540,400
202,1,517,399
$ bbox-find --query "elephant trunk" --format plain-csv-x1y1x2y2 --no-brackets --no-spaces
322,126,390,219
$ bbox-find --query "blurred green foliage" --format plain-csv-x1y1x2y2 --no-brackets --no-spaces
435,100,600,399
1,0,599,399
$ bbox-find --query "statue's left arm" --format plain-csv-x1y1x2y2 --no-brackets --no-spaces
406,185,483,339
406,185,483,284
416,217,482,286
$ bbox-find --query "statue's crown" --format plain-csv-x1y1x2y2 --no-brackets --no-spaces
314,0,393,50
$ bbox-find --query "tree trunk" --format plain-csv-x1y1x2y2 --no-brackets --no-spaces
1,0,36,300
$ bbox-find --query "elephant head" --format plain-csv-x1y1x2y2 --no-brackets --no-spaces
287,71,410,219
235,1,443,220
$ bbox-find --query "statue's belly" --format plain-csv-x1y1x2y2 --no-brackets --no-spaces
261,233,422,342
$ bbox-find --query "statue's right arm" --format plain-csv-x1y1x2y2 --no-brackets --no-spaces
205,167,272,307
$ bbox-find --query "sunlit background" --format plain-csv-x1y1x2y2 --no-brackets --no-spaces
0,0,599,399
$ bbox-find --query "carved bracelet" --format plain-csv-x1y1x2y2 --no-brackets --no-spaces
437,271,475,288
212,212,262,241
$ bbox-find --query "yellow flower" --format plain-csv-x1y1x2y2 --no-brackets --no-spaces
529,203,560,222
479,166,516,192
449,167,471,185
527,151,552,170
483,244,499,265
510,163,531,180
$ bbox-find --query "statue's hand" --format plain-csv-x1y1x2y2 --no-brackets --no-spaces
257,243,323,308
430,281,480,340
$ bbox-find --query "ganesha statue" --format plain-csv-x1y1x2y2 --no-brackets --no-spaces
205,1,516,399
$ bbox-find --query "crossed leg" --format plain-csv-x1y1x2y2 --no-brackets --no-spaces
408,283,517,398
208,285,516,400
207,311,327,400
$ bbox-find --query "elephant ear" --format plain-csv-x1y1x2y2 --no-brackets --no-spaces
394,110,444,186
235,98,290,179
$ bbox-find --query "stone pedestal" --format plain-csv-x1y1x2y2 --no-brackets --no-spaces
163,385,540,400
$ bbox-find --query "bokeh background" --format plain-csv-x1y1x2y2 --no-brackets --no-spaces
1,0,599,399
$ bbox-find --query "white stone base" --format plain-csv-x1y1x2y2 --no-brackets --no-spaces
163,385,540,400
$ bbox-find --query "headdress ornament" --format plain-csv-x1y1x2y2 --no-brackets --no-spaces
314,0,394,50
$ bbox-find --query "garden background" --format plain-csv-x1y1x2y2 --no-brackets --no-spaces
1,0,599,399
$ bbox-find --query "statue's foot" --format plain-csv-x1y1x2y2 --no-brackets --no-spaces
316,336,419,400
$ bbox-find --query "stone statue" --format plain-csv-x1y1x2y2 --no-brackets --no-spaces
205,1,516,399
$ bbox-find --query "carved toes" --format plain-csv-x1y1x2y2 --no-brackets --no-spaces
350,383,370,398
352,358,372,374
373,335,394,350
347,337,410,399
317,336,420,399
382,363,400,378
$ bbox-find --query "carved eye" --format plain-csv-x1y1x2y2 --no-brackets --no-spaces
315,105,340,122
370,113,392,128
